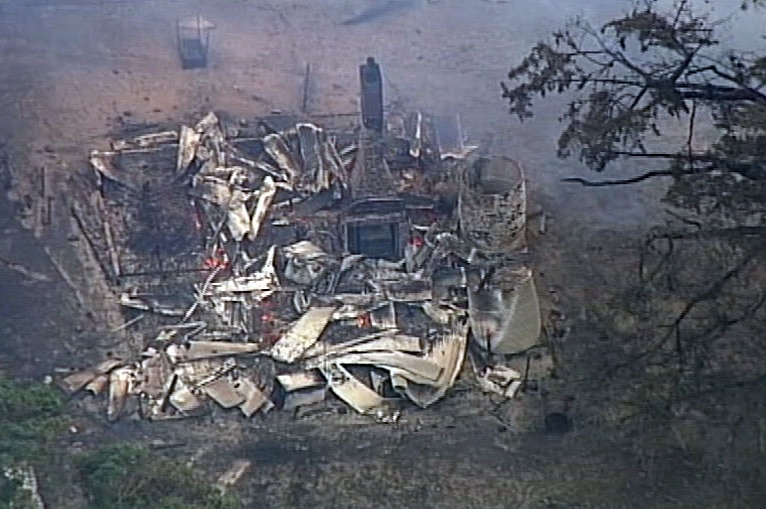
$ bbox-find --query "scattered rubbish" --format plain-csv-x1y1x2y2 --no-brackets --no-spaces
235,377,270,417
270,306,336,363
107,366,133,422
60,358,125,394
434,114,477,160
201,377,246,409
322,362,390,415
169,380,205,414
302,331,422,364
277,371,325,392
326,350,442,385
60,57,548,423
282,387,327,411
282,241,332,286
84,374,110,396
110,313,145,332
216,459,252,494
119,291,193,317
473,361,523,399
177,16,214,69
401,319,468,408
177,125,201,174
166,341,263,363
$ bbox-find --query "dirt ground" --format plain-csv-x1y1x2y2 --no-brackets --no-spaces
0,1,697,508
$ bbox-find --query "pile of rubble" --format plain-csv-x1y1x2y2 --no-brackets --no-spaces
62,62,546,423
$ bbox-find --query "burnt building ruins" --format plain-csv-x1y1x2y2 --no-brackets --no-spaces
62,57,550,424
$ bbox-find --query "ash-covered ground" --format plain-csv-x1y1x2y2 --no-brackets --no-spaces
1,1,759,508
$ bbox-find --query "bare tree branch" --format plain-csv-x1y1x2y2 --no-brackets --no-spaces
562,170,680,186
502,0,766,189
605,252,755,378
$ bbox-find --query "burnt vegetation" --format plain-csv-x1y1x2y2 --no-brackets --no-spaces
504,0,766,505
0,375,237,508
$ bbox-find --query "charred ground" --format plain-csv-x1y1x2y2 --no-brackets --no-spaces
1,1,762,509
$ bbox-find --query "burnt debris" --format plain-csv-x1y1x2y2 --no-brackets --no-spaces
60,58,551,424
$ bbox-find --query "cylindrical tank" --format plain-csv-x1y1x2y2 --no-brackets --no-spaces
458,156,527,253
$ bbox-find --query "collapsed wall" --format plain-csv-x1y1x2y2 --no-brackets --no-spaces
59,52,549,423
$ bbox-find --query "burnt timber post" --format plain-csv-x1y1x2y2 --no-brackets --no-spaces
360,57,384,133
